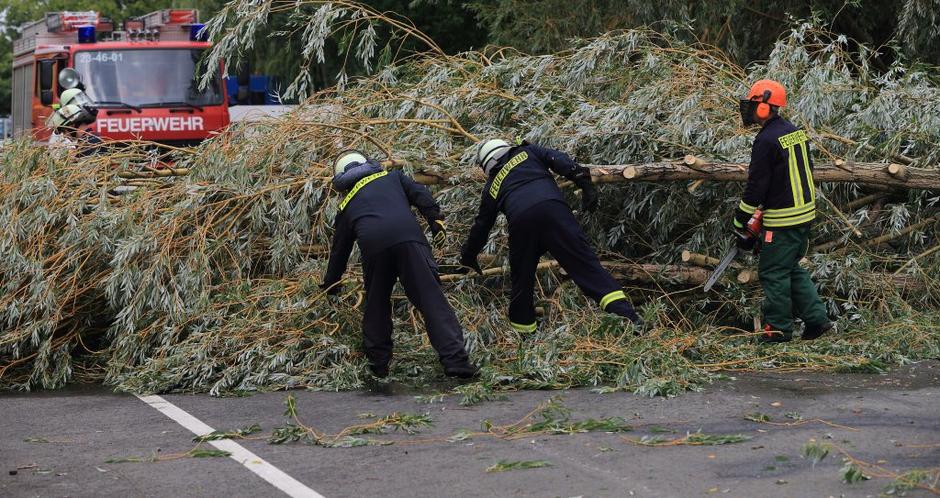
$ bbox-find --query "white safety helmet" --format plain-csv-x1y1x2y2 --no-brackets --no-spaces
476,138,511,175
333,150,368,175
60,88,91,107
48,87,98,132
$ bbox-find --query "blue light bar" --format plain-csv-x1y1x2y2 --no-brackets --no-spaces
190,23,208,42
77,25,96,43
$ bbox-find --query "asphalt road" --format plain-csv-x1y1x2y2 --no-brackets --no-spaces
2,362,939,497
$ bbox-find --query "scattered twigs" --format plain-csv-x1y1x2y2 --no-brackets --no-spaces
621,431,751,447
819,442,940,495
816,131,916,166
106,444,231,463
744,412,859,431
272,396,631,448
818,191,863,237
894,243,940,275
842,193,887,212
829,216,940,255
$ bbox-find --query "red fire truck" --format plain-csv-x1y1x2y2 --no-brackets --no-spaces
12,10,229,145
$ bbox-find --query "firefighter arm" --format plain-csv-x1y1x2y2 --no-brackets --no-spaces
322,215,355,286
735,141,773,228
398,171,443,224
460,194,498,265
530,144,580,178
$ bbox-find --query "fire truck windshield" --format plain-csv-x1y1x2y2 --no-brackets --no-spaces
73,49,223,108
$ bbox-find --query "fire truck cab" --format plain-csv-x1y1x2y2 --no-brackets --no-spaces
12,10,229,145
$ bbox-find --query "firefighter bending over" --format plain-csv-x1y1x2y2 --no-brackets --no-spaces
735,79,833,343
320,151,478,378
458,139,641,333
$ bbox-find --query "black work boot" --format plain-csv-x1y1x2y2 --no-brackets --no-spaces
757,325,792,344
629,318,647,336
443,362,480,379
368,363,389,379
606,300,641,323
802,321,833,341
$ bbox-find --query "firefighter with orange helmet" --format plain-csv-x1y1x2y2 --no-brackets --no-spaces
735,79,832,343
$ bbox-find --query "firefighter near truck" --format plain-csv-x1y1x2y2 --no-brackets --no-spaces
12,10,229,145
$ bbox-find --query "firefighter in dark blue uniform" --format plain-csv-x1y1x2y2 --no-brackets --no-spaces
320,151,478,378
735,80,832,343
458,139,641,333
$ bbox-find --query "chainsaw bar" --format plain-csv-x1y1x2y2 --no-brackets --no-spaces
703,246,738,292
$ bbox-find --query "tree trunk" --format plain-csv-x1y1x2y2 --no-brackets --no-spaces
388,157,940,189
591,159,940,190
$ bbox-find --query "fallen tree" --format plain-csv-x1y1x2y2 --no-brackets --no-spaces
1,17,938,398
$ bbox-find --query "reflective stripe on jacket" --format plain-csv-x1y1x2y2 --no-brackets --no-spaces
735,116,816,229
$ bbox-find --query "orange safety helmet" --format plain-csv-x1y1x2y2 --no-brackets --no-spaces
740,79,787,125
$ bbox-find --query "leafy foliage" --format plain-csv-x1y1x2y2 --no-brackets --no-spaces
744,412,771,423
883,469,935,495
192,424,262,442
631,431,751,446
462,0,939,67
840,459,871,484
105,446,231,463
801,441,831,467
485,459,552,473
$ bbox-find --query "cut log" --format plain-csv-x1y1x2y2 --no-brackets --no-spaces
833,158,853,172
687,179,706,193
439,260,559,282
887,163,909,181
736,270,758,284
681,250,720,268
604,262,711,286
683,154,708,171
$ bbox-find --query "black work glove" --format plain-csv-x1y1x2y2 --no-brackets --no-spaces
319,281,342,296
735,233,757,251
429,218,447,246
456,253,483,275
570,168,598,213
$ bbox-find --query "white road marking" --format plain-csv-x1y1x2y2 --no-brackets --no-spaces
135,394,324,498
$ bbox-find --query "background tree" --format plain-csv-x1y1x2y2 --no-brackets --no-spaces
463,0,935,68
3,0,937,115
207,0,485,98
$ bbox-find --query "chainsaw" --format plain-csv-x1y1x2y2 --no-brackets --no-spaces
703,209,763,292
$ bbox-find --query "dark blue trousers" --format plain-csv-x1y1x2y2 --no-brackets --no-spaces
361,241,470,368
507,200,638,331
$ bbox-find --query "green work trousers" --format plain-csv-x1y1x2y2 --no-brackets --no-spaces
758,226,829,332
